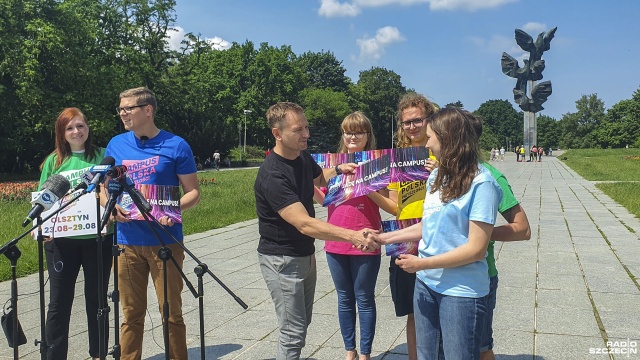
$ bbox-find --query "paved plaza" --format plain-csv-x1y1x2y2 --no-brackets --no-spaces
1,153,639,359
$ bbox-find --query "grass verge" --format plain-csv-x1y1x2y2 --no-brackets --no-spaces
561,148,640,219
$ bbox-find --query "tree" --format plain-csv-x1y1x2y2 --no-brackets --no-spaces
295,50,351,92
474,100,522,147
445,100,464,109
536,114,559,149
299,88,352,152
352,67,407,149
558,94,606,148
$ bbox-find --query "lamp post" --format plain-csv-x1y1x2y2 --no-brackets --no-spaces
243,109,252,154
237,123,242,163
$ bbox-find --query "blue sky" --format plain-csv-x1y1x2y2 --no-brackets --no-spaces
170,0,639,120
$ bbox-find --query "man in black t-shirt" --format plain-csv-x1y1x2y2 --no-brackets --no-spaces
254,102,381,360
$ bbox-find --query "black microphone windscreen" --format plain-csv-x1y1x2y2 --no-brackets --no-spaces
42,174,71,198
101,156,116,166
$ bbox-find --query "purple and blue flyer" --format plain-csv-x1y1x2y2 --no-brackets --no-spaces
382,218,421,256
119,184,182,223
315,147,431,207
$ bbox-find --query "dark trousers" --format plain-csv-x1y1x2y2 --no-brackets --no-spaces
44,235,112,360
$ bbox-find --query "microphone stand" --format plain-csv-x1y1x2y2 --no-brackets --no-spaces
0,190,87,360
107,218,122,360
119,179,247,360
94,184,109,360
34,218,47,360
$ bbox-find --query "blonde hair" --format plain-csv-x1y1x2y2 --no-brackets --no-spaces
119,87,157,114
337,111,377,153
266,102,304,129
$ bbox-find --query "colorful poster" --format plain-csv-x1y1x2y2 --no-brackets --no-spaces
119,184,182,223
317,147,431,207
31,192,105,238
382,218,421,256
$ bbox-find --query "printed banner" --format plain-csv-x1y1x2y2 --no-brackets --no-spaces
318,147,431,207
382,218,421,257
119,184,182,223
31,192,104,238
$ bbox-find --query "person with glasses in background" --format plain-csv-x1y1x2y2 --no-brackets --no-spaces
106,87,200,360
314,112,383,360
367,92,438,360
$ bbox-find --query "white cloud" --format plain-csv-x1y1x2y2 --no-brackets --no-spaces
318,0,361,17
166,26,187,51
426,0,517,11
521,22,547,35
166,26,231,52
354,26,405,62
206,36,231,50
318,0,515,17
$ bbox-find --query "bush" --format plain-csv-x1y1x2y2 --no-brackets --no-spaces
229,146,267,162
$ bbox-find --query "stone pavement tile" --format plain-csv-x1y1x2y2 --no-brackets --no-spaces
225,338,319,360
493,305,534,332
536,257,583,277
184,337,255,360
582,266,638,294
536,307,601,337
615,246,640,265
496,285,535,308
535,334,611,360
590,292,640,339
536,288,592,310
491,329,533,357
538,273,585,291
497,270,537,289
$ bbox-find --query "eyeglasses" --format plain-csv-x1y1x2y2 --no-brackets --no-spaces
116,104,148,114
343,132,368,139
401,118,426,129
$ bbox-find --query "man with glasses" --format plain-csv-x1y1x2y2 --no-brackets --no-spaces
106,87,200,360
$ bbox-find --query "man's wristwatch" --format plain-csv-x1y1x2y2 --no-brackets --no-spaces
335,164,342,175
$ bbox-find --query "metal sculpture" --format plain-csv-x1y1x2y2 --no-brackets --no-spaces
501,27,556,159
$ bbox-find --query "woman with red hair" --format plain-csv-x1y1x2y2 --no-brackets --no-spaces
38,107,112,360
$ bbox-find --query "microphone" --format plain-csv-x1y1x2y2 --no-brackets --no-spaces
100,178,124,231
140,136,149,146
106,165,128,179
121,175,153,213
70,156,116,194
22,174,70,227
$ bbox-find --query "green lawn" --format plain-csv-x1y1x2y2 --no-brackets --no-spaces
561,148,640,218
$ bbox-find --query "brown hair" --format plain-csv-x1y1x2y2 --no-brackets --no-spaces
40,107,100,170
429,108,480,203
396,92,439,148
266,102,304,129
337,111,377,153
119,87,157,114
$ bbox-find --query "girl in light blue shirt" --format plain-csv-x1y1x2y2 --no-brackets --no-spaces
379,108,502,360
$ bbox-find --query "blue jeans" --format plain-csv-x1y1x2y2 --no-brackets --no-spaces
480,276,498,352
414,278,487,360
259,253,317,360
326,253,381,355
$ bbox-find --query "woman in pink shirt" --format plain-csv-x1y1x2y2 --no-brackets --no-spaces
315,112,382,360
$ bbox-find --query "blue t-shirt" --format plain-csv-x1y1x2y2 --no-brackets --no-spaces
105,130,197,246
417,165,502,298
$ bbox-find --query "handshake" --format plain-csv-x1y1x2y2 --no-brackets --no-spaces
351,229,385,252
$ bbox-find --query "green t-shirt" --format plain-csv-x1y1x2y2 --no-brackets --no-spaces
482,162,520,277
39,149,110,239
